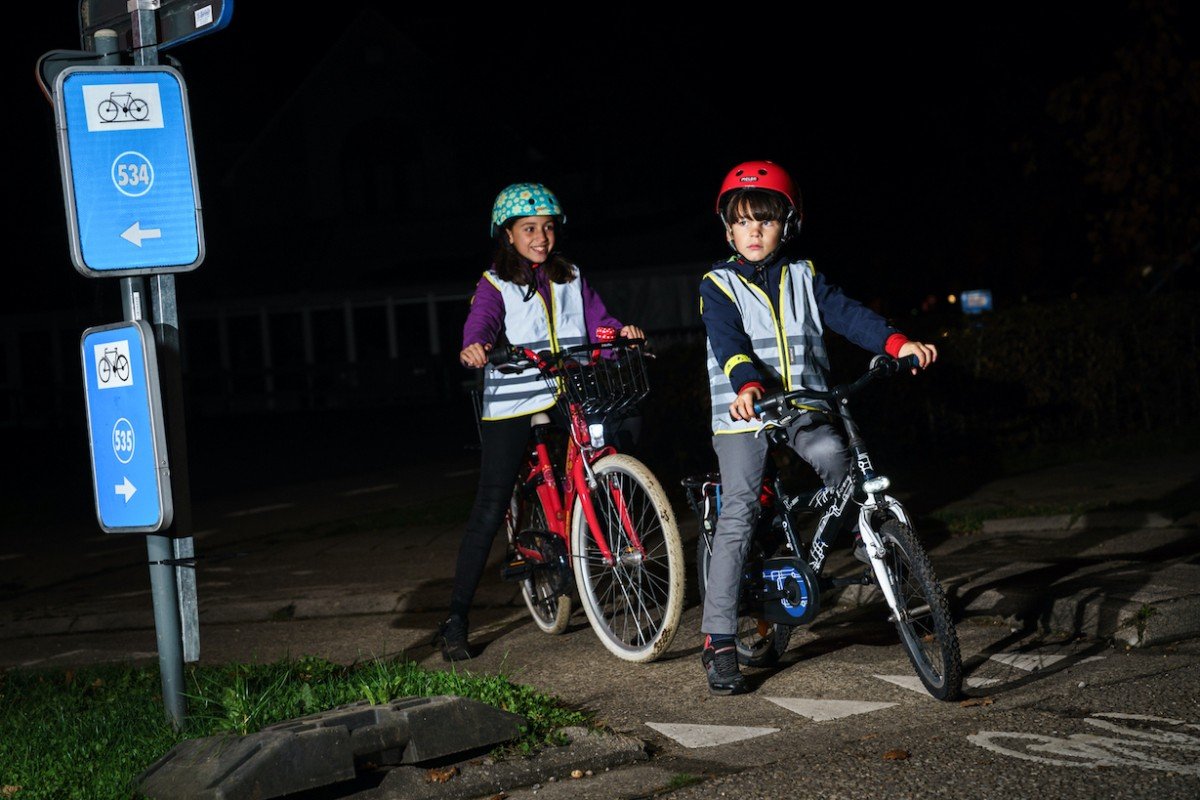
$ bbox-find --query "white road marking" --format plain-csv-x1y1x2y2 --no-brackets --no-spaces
966,676,1002,688
1077,656,1107,665
969,714,1200,774
990,652,1068,671
645,722,778,748
873,674,933,695
765,696,897,721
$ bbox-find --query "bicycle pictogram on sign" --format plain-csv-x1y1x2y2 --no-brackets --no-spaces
97,91,149,123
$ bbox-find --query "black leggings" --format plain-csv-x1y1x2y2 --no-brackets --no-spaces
448,409,564,622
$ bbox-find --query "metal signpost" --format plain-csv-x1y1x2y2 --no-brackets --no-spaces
81,320,173,533
79,0,234,53
54,64,203,276
42,1,234,728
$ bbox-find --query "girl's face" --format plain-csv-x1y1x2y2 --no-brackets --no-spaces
727,208,784,263
506,216,557,264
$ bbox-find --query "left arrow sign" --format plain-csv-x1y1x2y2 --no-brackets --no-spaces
121,221,162,247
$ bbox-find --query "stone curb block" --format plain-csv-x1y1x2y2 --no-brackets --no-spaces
137,695,525,800
375,725,649,799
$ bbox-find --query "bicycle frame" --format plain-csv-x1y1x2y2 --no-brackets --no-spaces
507,348,647,569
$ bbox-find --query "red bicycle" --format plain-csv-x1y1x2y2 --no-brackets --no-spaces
491,337,684,663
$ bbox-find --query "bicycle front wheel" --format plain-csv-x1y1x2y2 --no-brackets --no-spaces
876,519,962,700
506,484,571,634
570,454,684,663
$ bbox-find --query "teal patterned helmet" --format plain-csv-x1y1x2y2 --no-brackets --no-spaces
490,182,565,237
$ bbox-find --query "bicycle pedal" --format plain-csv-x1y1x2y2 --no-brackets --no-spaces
500,559,532,582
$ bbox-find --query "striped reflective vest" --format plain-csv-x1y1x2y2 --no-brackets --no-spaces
480,268,587,420
704,260,831,434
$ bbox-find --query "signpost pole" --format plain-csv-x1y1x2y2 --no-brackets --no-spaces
128,1,188,730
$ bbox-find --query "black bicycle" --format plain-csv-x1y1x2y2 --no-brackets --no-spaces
683,354,963,700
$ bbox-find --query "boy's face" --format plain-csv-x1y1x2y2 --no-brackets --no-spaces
726,212,784,263
506,215,557,264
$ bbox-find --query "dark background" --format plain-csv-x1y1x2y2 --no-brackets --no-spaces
9,2,1198,533
21,2,1196,317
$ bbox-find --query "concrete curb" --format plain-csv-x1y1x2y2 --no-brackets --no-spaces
372,725,649,799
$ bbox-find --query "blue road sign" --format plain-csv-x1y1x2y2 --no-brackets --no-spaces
79,0,234,53
54,65,204,276
81,320,173,533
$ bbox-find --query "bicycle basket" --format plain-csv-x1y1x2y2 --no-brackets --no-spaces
547,342,650,419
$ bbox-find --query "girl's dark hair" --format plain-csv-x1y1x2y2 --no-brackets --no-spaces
721,189,789,226
492,222,576,285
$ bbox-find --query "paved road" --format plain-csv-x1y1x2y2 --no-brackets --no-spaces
1,428,1197,799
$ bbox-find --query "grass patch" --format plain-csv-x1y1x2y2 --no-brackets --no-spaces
0,655,591,799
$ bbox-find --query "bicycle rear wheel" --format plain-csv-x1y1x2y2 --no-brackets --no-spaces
875,519,962,700
570,454,684,662
506,485,572,634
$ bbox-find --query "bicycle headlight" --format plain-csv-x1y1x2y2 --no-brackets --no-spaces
588,423,606,447
862,475,890,493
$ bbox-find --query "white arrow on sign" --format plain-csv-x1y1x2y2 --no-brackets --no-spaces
121,222,162,247
115,477,137,503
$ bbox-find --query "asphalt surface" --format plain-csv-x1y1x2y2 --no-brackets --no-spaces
1,431,1197,799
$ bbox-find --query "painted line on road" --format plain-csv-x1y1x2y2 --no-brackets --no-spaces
873,674,933,696
990,652,1068,671
765,696,897,721
645,722,778,748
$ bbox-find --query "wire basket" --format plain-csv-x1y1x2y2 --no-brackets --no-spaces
546,341,650,419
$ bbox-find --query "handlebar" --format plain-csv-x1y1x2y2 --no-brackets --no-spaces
486,338,650,373
751,354,920,418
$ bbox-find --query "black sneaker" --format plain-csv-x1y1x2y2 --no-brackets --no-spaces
701,635,748,695
434,615,471,662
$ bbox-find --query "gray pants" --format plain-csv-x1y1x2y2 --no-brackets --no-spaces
700,419,850,636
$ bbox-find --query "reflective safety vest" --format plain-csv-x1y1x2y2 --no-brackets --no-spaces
480,268,587,420
704,260,831,434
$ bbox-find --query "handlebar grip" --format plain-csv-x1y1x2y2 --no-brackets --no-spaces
487,344,513,366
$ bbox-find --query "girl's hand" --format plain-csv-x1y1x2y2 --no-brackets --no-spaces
729,385,763,422
460,342,491,368
898,341,938,374
619,324,645,341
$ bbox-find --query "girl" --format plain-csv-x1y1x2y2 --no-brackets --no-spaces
436,182,644,661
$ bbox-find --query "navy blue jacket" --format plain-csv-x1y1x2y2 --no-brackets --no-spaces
700,256,906,394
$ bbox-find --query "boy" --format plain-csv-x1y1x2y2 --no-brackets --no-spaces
698,160,937,694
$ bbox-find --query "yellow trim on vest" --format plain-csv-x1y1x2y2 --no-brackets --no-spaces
482,271,503,291
734,272,789,388
723,354,752,377
714,426,761,435
702,272,737,303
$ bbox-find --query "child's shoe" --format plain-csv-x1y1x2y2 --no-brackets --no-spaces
701,635,748,695
434,614,472,662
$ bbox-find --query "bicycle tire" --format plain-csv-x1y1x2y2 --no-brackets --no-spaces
696,533,791,667
875,519,962,700
570,453,684,662
505,485,571,634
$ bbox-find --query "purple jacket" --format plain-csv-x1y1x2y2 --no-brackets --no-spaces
462,265,623,349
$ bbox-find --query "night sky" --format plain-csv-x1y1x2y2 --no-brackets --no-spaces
19,2,1196,319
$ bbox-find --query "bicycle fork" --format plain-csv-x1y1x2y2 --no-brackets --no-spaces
575,457,646,568
856,496,914,620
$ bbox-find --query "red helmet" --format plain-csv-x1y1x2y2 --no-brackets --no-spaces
715,160,801,215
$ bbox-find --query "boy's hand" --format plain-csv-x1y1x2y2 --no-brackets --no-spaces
898,341,938,374
460,342,491,368
619,324,645,340
730,385,763,421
